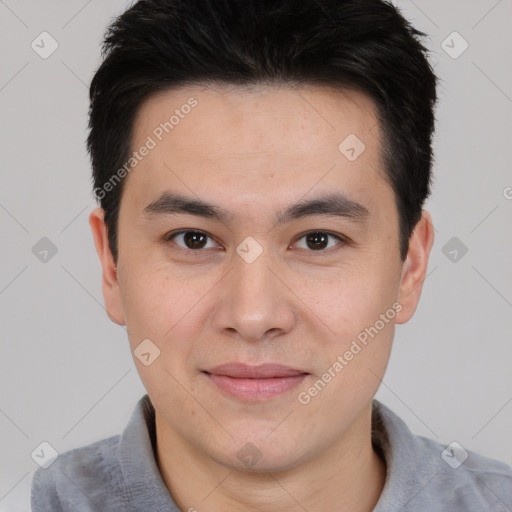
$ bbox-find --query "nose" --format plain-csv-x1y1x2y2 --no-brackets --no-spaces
212,247,296,344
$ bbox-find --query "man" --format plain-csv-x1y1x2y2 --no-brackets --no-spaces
31,0,512,510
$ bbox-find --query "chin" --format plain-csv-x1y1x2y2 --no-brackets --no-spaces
209,435,309,474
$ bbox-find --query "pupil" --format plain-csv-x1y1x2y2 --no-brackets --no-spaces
184,231,206,249
307,232,328,250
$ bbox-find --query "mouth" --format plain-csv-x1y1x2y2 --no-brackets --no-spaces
202,363,309,401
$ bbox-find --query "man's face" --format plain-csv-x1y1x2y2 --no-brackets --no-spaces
93,84,425,471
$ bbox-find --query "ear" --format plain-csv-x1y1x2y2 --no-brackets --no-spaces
89,207,126,326
395,210,435,324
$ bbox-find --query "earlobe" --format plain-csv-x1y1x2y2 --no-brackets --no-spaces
395,210,435,324
89,207,126,326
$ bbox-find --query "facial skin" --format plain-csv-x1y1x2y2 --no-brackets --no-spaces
90,84,434,512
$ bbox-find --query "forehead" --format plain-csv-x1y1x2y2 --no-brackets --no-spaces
124,83,390,216
133,82,380,154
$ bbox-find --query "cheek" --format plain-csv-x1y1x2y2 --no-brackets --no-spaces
118,260,182,347
298,274,397,411
301,257,399,389
118,266,202,400
118,259,221,368
301,260,400,339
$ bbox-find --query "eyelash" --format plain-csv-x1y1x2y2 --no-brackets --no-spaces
163,229,352,257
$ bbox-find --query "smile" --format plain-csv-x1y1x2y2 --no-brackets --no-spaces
203,363,309,401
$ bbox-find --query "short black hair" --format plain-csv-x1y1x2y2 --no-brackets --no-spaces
87,0,437,262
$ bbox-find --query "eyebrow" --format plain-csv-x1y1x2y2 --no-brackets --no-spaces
142,191,369,226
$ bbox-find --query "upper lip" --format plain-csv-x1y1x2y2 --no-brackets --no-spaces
204,363,308,379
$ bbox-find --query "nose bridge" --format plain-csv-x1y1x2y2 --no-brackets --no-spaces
234,246,275,302
213,242,295,341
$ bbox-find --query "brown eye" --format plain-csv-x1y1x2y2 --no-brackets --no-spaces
166,230,217,250
294,231,347,252
306,232,329,250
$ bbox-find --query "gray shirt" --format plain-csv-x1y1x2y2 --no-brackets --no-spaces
31,394,512,511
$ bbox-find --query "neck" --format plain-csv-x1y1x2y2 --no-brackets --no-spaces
155,405,386,512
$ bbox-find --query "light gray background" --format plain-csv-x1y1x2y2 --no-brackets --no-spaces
1,0,511,510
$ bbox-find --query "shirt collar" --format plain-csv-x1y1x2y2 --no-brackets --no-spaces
371,399,436,511
117,395,179,510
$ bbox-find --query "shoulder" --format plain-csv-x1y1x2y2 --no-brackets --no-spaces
372,400,512,510
30,434,124,512
415,434,512,508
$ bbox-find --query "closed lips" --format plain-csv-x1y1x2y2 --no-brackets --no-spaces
203,363,309,378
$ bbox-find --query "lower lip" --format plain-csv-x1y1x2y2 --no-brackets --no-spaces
204,373,308,401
